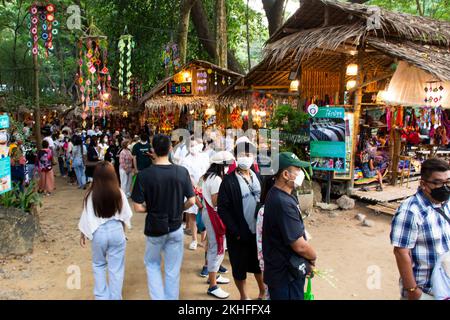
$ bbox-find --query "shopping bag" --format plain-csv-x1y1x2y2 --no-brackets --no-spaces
304,277,314,300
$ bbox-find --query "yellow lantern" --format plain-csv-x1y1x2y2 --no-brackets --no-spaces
289,80,299,92
346,64,358,76
346,80,357,90
174,72,184,84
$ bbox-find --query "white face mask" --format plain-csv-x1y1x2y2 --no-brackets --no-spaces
237,156,253,170
288,170,305,188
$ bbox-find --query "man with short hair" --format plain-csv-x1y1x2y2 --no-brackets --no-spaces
263,152,317,300
132,134,195,300
391,158,450,300
132,132,153,173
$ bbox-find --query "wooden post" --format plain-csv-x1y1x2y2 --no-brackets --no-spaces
33,53,42,150
348,45,364,193
391,123,401,186
339,53,347,104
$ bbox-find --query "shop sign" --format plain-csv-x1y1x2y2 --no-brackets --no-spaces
0,114,11,194
310,107,346,172
167,82,192,95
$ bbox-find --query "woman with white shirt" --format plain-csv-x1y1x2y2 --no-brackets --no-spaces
78,161,133,300
201,151,234,299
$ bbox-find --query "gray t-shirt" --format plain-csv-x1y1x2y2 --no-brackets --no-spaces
236,170,261,234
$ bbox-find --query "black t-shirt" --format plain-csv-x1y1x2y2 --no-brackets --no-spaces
262,187,305,288
131,164,194,237
132,142,152,171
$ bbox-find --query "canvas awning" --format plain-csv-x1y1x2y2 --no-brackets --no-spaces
384,61,450,108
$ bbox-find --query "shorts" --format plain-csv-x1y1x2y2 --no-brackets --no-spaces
226,234,261,280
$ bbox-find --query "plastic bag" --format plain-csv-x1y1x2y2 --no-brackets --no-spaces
304,277,315,300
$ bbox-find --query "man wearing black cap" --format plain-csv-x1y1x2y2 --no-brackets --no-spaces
262,152,317,300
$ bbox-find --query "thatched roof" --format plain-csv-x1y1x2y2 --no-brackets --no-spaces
138,59,243,107
264,0,450,81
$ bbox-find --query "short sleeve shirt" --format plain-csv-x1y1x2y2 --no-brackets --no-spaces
132,142,152,171
262,187,305,288
131,164,194,237
390,190,450,294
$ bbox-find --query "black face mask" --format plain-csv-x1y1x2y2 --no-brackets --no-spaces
430,185,450,203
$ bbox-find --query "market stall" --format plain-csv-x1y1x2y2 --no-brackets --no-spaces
138,60,242,135
223,0,450,194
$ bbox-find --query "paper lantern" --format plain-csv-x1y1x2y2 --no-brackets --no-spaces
346,64,358,76
290,80,299,92
346,80,357,90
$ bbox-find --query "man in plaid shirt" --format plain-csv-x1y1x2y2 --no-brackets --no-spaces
391,158,450,300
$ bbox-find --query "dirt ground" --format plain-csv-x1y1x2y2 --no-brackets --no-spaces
0,176,401,300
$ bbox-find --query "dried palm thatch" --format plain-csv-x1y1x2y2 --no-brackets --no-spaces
145,95,219,110
138,59,243,107
264,0,450,81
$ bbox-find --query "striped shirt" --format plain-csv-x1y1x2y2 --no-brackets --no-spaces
390,189,450,294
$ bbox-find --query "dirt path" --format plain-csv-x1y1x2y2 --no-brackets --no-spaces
0,177,400,300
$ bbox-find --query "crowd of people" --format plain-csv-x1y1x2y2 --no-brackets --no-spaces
69,122,317,301
8,120,450,301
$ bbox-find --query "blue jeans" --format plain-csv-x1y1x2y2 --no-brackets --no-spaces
268,277,305,300
91,220,126,300
144,226,184,300
73,158,86,188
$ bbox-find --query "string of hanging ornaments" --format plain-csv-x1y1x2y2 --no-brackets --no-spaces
27,1,59,57
118,28,135,99
76,20,111,129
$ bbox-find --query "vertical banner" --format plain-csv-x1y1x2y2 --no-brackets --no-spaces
0,114,11,194
310,107,346,172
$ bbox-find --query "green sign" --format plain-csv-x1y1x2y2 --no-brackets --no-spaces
310,107,346,172
0,114,11,194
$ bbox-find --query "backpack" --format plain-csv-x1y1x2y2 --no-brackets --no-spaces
38,149,53,172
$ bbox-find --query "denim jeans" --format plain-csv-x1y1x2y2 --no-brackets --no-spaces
73,158,86,188
119,168,132,197
144,226,184,300
91,220,126,300
268,277,305,300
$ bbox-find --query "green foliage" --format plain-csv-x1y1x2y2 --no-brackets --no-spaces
0,181,43,213
269,104,309,133
367,0,450,21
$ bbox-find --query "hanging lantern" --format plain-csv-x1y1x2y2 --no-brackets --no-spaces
289,80,299,92
346,64,358,76
346,80,357,90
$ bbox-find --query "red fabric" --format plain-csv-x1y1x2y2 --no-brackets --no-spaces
204,200,226,256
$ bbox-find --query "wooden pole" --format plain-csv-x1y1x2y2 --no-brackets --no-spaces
348,44,364,193
339,53,347,104
33,53,42,151
391,119,401,186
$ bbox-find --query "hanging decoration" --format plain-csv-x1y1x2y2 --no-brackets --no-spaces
214,71,218,86
118,30,135,99
130,77,143,100
196,70,208,93
27,2,59,57
76,22,111,128
162,42,181,73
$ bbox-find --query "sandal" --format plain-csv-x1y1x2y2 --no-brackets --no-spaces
360,187,370,192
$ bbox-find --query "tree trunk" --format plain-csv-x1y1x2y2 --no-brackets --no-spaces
262,0,286,36
215,0,227,68
33,54,42,151
191,0,243,73
177,0,197,64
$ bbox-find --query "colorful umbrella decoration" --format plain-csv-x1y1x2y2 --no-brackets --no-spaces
118,30,135,99
27,2,59,57
76,23,111,128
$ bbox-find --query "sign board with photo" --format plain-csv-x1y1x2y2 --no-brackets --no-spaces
0,114,11,194
310,107,346,172
334,112,354,179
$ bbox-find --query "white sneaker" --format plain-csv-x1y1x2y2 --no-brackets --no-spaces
207,275,230,284
207,286,230,299
189,241,198,250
